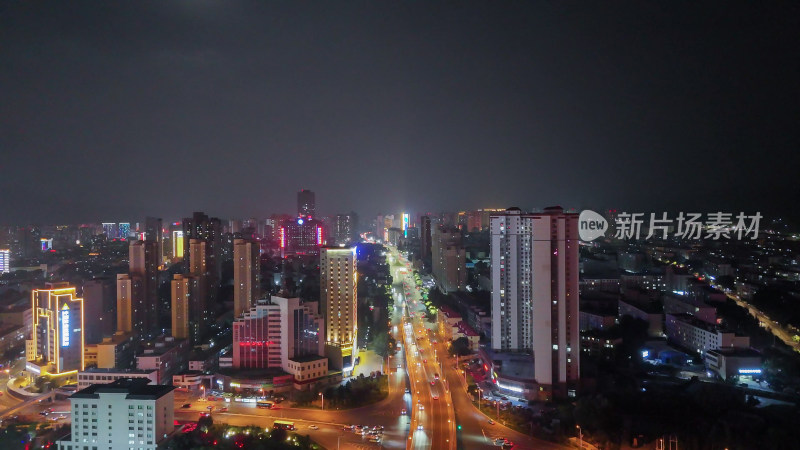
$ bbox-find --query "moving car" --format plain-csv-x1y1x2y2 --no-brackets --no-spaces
309,424,319,430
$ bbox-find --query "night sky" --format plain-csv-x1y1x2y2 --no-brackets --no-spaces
1,1,798,224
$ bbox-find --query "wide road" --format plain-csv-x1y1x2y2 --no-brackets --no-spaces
389,247,455,450
391,247,567,450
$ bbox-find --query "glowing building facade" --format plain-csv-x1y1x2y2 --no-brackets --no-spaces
280,217,324,257
28,284,85,375
320,247,358,372
0,249,9,273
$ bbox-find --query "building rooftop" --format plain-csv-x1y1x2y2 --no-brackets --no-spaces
439,304,460,319
667,313,726,333
80,368,157,375
457,322,479,337
289,355,327,364
71,378,174,400
706,348,762,358
619,296,663,314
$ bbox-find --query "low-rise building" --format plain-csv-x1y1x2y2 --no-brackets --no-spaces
704,348,763,380
136,336,189,384
0,323,25,356
56,378,174,450
618,297,664,337
436,305,462,340
172,370,210,390
77,368,159,389
96,332,136,369
286,355,329,390
665,313,750,356
579,308,617,332
662,292,717,325
454,322,480,350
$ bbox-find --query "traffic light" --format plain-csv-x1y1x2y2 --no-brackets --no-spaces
457,424,462,430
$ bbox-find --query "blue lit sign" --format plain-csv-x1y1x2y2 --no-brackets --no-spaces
61,306,70,347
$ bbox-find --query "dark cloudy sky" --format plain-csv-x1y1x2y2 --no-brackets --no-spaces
1,1,798,224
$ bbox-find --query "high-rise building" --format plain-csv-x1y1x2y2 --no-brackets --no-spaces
420,216,432,263
231,296,324,370
182,212,221,290
144,216,163,264
102,223,117,240
0,249,9,273
297,189,316,218
279,217,324,257
332,213,357,246
233,239,261,318
116,274,141,335
320,247,357,372
490,207,580,397
467,209,504,232
118,222,131,239
82,278,114,344
28,283,85,375
56,378,175,450
170,274,204,343
189,239,207,276
118,240,160,336
431,227,467,293
171,230,184,259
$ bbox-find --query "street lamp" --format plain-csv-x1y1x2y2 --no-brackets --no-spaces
319,392,324,410
201,385,205,400
576,425,583,449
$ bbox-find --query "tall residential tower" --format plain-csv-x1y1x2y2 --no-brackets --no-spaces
490,207,580,398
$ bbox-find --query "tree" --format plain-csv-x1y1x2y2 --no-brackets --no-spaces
449,337,472,356
198,413,213,432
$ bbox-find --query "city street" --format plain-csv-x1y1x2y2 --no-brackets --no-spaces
390,247,567,450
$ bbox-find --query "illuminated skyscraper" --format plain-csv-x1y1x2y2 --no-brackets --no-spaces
170,274,204,343
320,247,357,372
28,283,85,375
0,249,9,273
115,274,140,334
171,230,184,259
102,223,117,240
118,222,131,239
280,217,324,257
490,207,580,398
332,213,357,246
297,189,315,218
233,239,261,318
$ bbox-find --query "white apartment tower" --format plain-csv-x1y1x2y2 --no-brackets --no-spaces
490,207,580,397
